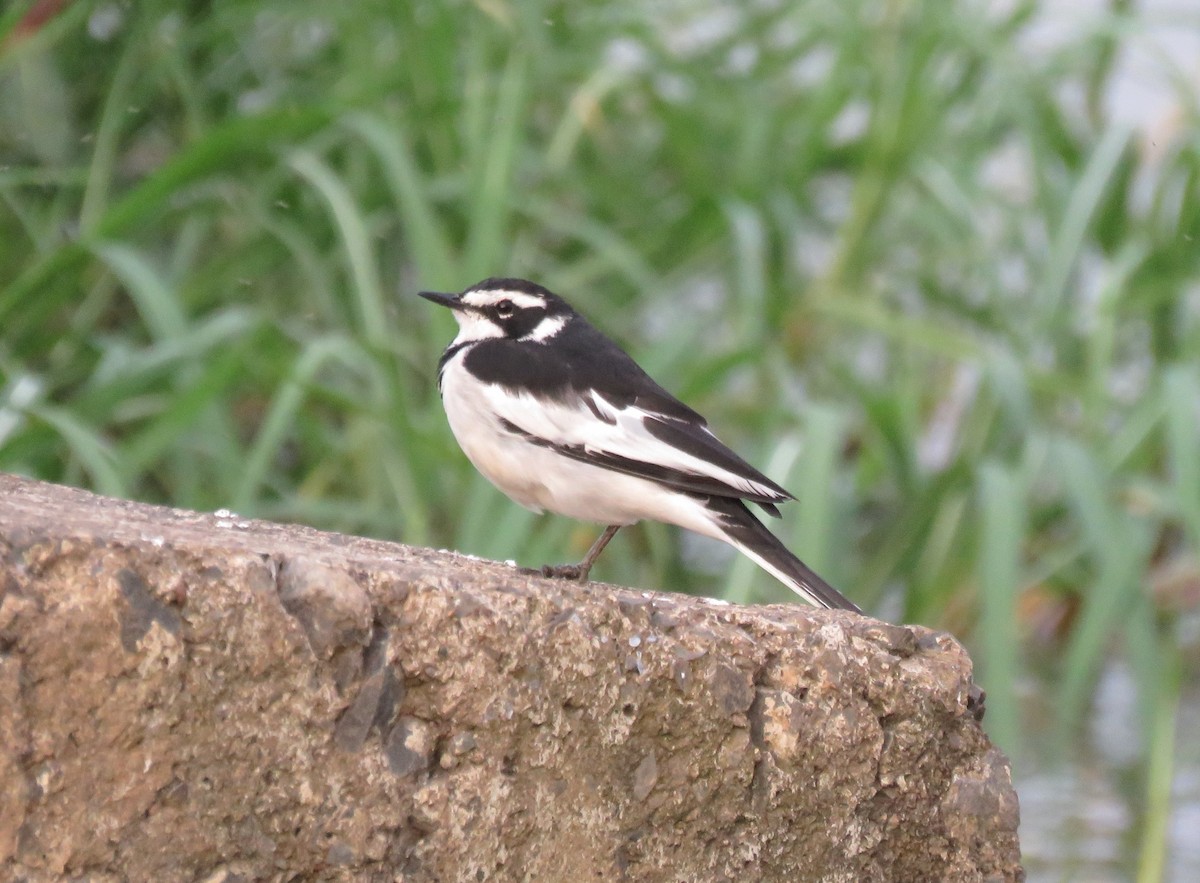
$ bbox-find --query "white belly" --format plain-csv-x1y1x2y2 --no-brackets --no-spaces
439,353,719,535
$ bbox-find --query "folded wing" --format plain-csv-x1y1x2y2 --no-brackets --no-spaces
485,384,793,515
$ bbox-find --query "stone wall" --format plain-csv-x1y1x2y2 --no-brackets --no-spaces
0,474,1022,881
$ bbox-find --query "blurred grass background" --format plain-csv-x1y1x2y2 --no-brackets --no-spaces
1,0,1198,878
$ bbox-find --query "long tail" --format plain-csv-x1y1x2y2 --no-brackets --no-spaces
704,496,863,613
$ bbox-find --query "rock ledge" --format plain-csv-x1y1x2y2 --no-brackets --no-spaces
0,474,1022,881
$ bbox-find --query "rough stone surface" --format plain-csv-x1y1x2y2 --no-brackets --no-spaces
0,474,1023,881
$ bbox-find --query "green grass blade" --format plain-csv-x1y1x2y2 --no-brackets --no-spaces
1135,636,1180,883
1,108,332,345
976,461,1024,755
79,28,142,231
90,242,188,342
233,335,370,513
27,404,125,497
1037,123,1132,327
288,150,388,348
342,112,457,290
790,404,850,581
1053,439,1153,737
1162,364,1200,542
463,50,527,278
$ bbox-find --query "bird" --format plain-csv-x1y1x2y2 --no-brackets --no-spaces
419,277,862,613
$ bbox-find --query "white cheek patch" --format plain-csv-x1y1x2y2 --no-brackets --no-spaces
519,314,567,342
451,311,505,344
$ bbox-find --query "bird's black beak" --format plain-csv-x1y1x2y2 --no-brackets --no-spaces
418,290,466,311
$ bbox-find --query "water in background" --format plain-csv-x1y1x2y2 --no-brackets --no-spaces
1016,658,1200,881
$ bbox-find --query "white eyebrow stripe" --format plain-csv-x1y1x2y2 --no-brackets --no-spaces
463,289,547,310
519,314,568,342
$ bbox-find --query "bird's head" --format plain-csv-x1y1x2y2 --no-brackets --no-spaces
419,278,574,344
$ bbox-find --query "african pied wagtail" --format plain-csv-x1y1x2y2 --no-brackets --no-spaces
419,278,862,613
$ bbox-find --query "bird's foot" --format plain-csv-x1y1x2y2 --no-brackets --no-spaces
520,526,620,584
538,563,590,581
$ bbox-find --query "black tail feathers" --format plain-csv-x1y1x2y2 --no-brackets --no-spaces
704,496,863,613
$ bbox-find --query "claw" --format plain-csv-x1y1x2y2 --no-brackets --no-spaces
541,563,587,581
524,525,622,586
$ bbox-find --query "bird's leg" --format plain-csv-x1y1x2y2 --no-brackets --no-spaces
540,525,622,582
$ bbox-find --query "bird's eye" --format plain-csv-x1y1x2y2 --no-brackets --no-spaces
496,300,514,317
